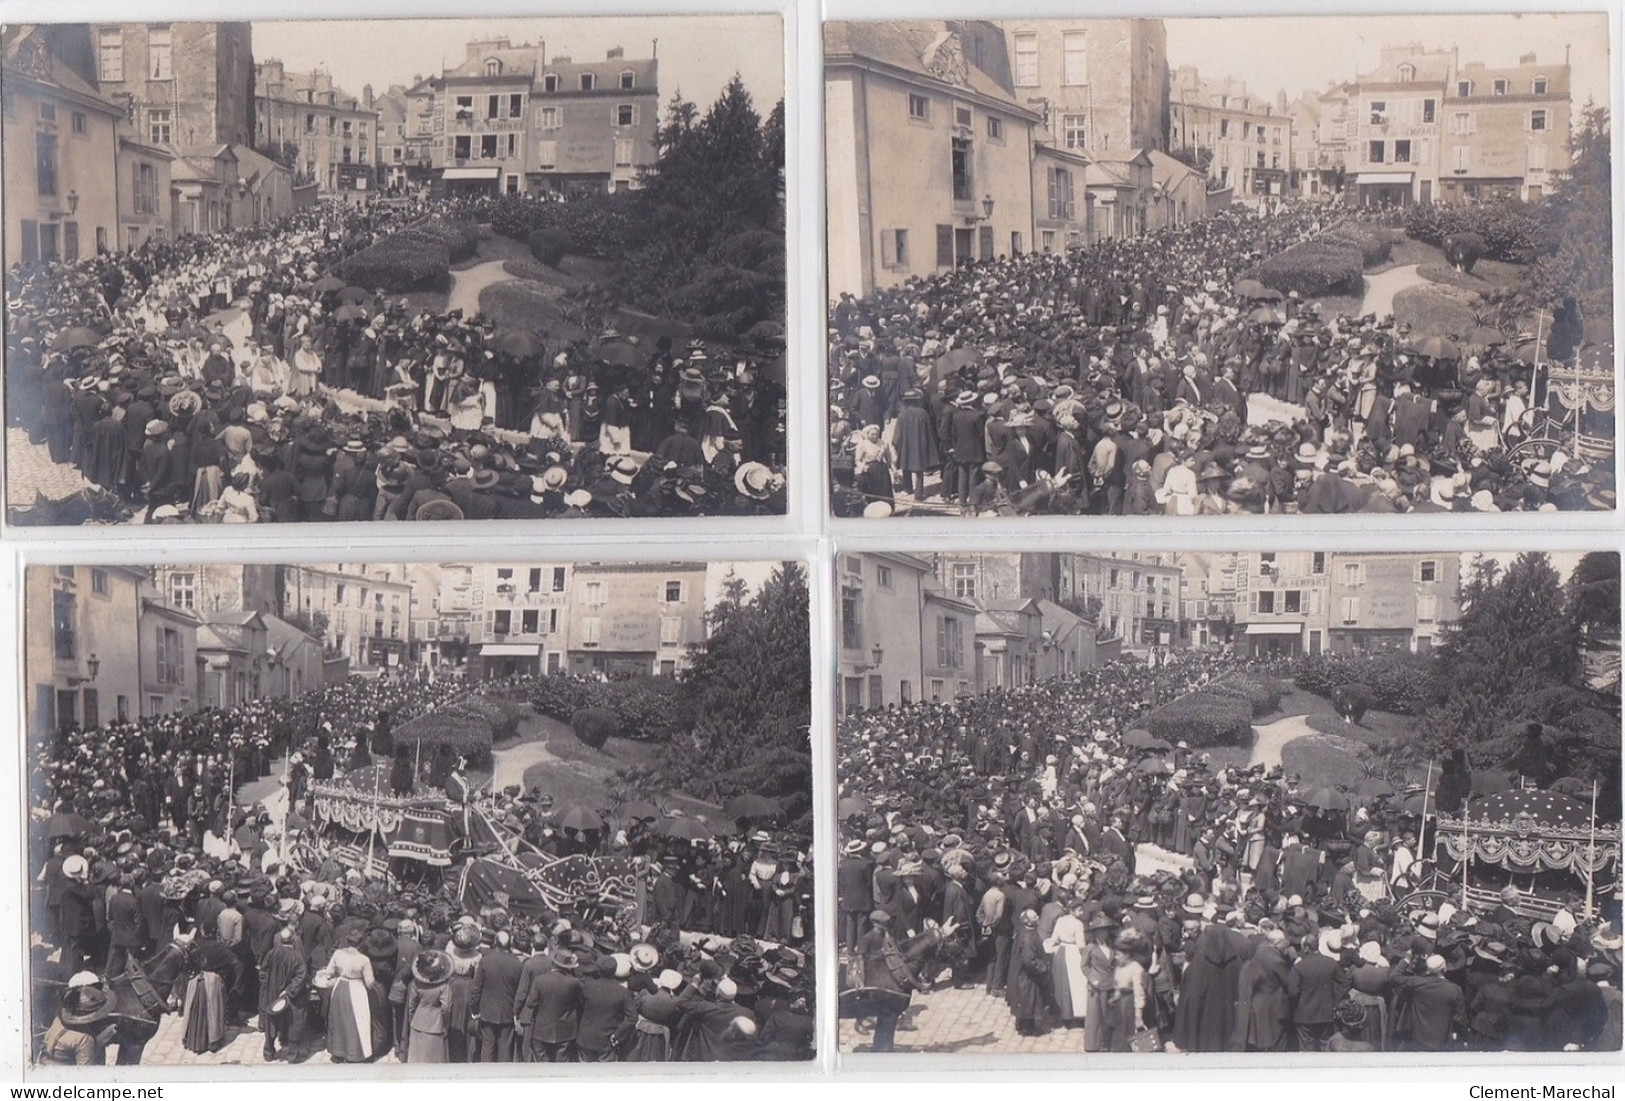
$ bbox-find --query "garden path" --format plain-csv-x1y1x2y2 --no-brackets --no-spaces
490,736,561,790
1247,712,1318,769
447,259,515,317
1360,263,1425,319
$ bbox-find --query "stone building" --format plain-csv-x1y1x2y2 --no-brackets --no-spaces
1168,66,1290,203
998,18,1168,158
1326,552,1461,653
89,21,254,149
254,60,379,195
1345,45,1451,206
529,47,659,196
565,562,707,678
1440,53,1571,203
26,565,147,737
825,20,1041,298
468,563,572,680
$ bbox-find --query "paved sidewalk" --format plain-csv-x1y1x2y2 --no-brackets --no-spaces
108,1011,401,1067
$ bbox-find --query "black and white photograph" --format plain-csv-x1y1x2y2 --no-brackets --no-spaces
3,16,788,526
835,549,1622,1054
825,15,1615,518
25,558,815,1067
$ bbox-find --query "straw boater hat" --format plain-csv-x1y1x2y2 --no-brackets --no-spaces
735,462,773,500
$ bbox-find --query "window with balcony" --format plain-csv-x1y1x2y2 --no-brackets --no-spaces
147,26,172,80
454,95,474,121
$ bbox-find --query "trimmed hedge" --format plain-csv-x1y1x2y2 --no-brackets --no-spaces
1255,239,1365,297
571,707,617,751
1208,674,1287,718
1139,691,1255,748
1290,652,1436,716
331,217,480,293
530,673,681,742
528,228,570,269
1321,222,1395,266
1405,201,1541,263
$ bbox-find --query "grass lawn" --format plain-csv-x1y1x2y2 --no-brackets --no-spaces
1281,732,1381,788
1393,283,1480,336
1195,683,1419,780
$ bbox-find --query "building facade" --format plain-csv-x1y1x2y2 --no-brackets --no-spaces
1057,553,1180,650
1168,67,1290,203
255,60,379,194
1233,551,1332,658
998,18,1168,158
837,551,935,713
976,599,1043,690
1440,54,1570,203
825,21,1040,299
468,562,572,680
1327,553,1460,653
1346,45,1451,206
115,133,174,251
435,39,538,197
566,563,707,677
280,565,411,671
26,565,147,737
3,27,126,267
89,21,254,149
528,48,658,195
920,588,979,702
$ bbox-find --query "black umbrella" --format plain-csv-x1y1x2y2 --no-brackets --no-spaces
333,303,367,323
837,796,871,819
494,330,539,358
656,816,712,841
617,800,660,821
554,804,604,832
597,341,645,368
51,327,101,352
1301,786,1351,812
311,275,345,295
1234,278,1283,302
724,793,779,821
1409,335,1461,360
337,286,372,306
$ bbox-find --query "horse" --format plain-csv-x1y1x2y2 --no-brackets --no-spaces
100,941,191,1064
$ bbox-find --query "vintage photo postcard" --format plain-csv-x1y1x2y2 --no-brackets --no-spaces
3,16,787,526
834,548,1621,1055
825,15,1614,519
25,558,814,1067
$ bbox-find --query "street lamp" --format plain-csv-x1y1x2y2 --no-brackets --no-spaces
67,189,78,215
981,194,995,219
87,653,99,679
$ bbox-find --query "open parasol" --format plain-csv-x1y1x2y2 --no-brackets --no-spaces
617,800,660,821
1122,728,1159,749
41,811,93,838
1137,756,1173,775
837,796,872,819
311,275,345,296
494,330,539,359
656,816,712,842
1301,786,1351,812
51,327,102,352
723,793,779,821
597,340,645,368
1248,305,1286,325
553,804,604,832
1408,335,1461,360
1464,326,1506,348
336,285,372,306
1233,278,1283,302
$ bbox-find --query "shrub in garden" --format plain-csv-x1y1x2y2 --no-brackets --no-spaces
1443,232,1486,273
1405,202,1540,263
1255,240,1365,297
1290,652,1435,715
1209,674,1287,718
335,236,450,293
571,707,618,750
1322,222,1395,266
1140,691,1255,748
1333,682,1375,725
527,228,570,269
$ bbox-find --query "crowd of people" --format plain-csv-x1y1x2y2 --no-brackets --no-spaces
837,651,1622,1053
31,672,815,1066
7,195,787,525
829,202,1612,517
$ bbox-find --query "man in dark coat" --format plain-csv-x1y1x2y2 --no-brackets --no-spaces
942,393,986,506
1289,932,1348,1051
575,957,633,1062
104,875,146,978
519,950,583,1062
837,841,873,949
1393,954,1465,1051
1235,929,1292,1052
1173,913,1247,1052
677,979,757,1061
1008,909,1050,1035
471,929,523,1062
258,926,307,1061
892,389,940,498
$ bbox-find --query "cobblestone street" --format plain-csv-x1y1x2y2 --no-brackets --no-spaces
108,1012,397,1068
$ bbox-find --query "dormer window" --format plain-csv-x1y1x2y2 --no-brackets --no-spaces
580,73,596,91
485,58,502,77
1457,80,1472,97
1493,79,1508,95
1532,76,1548,94
543,73,559,92
1397,63,1415,82
620,70,635,90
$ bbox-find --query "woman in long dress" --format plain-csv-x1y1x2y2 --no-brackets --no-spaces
290,335,323,397
1082,914,1117,1051
316,926,376,1063
1045,899,1089,1027
1103,929,1151,1052
400,949,451,1065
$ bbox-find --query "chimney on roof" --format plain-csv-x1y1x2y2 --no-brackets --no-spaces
362,83,374,109
1519,52,1537,65
607,46,624,60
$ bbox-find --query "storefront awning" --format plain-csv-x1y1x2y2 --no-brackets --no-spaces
480,643,541,657
442,166,501,180
1245,622,1304,636
1357,172,1414,185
